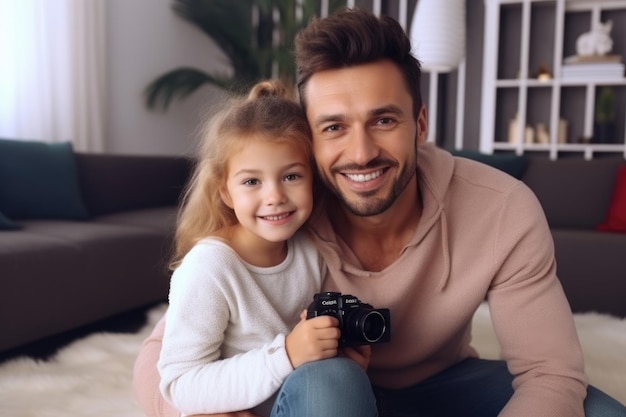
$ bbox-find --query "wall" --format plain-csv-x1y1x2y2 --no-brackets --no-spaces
436,0,483,151
104,0,487,156
105,0,228,156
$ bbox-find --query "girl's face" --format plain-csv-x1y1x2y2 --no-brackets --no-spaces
221,137,313,246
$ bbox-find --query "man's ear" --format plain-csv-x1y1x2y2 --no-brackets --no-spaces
219,186,234,209
416,104,428,145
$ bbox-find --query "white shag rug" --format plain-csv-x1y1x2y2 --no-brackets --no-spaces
0,303,624,416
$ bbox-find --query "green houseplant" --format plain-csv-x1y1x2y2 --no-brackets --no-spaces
593,87,616,143
145,0,344,111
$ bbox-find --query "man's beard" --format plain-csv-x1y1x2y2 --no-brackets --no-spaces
320,155,417,217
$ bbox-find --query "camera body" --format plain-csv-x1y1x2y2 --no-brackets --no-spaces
306,292,391,347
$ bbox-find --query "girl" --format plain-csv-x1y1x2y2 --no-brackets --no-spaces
156,81,340,416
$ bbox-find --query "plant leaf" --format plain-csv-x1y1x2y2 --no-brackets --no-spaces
145,0,345,111
144,67,251,111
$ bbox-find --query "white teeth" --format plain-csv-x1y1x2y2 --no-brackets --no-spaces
345,170,383,182
263,213,290,221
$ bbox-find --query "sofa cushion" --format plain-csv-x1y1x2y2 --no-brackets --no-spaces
0,139,89,221
552,229,626,316
597,164,626,233
93,207,178,236
0,211,21,230
75,153,191,217
522,157,623,229
0,219,172,351
451,150,528,179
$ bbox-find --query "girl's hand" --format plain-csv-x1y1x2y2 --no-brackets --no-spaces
340,344,371,371
285,312,340,368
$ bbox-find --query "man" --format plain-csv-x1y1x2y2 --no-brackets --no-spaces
134,7,626,417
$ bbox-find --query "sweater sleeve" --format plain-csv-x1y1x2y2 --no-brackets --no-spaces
157,246,294,415
487,182,587,417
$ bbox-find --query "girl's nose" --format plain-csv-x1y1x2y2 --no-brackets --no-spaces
265,182,287,205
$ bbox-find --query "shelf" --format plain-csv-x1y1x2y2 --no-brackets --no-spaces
496,78,626,87
559,78,626,86
494,142,626,160
480,0,626,160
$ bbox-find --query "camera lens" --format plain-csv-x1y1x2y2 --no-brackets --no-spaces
353,310,387,343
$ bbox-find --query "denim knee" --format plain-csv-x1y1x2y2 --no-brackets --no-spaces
584,385,626,417
271,357,377,417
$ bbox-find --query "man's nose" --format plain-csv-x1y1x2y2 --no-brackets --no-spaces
345,126,379,166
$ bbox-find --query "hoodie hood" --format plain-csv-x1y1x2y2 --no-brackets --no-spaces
405,142,455,290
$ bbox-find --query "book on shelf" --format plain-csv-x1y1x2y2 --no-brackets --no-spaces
561,54,624,80
563,54,622,65
562,68,624,79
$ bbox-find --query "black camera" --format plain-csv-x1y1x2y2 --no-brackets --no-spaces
306,292,391,347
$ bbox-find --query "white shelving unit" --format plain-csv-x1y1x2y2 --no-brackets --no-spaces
480,0,626,159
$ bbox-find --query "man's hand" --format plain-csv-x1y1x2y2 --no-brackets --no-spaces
285,311,340,368
340,344,371,371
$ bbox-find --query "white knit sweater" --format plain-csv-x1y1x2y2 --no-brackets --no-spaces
158,231,324,416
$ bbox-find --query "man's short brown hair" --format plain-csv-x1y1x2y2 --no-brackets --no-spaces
294,7,423,119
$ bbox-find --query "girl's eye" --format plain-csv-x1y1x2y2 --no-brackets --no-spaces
243,178,260,186
284,173,302,182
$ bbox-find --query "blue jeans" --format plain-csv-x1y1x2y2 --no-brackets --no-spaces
270,357,626,417
270,357,377,417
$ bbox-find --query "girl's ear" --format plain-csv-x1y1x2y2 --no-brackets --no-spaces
219,186,234,209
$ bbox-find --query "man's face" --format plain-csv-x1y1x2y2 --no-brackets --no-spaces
304,60,427,216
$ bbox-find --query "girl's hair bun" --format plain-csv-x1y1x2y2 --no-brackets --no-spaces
248,80,289,100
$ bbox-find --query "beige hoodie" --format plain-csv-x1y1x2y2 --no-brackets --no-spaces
309,142,587,417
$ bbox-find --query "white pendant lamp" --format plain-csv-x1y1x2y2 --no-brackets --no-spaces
409,0,466,144
410,0,466,72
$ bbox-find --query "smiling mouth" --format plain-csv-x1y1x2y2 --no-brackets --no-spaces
344,169,384,183
260,212,292,221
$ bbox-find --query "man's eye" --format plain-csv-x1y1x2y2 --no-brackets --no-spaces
323,124,341,133
375,117,398,129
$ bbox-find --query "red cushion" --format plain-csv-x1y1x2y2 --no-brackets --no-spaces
597,164,626,233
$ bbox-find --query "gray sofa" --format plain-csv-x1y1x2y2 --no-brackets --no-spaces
1,148,624,355
0,153,191,353
453,150,626,318
521,155,626,318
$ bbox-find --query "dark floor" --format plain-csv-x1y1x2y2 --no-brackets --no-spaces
0,302,162,364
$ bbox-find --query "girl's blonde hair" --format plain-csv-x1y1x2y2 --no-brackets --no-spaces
170,80,313,269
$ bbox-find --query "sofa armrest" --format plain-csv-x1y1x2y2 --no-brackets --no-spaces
75,153,192,217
